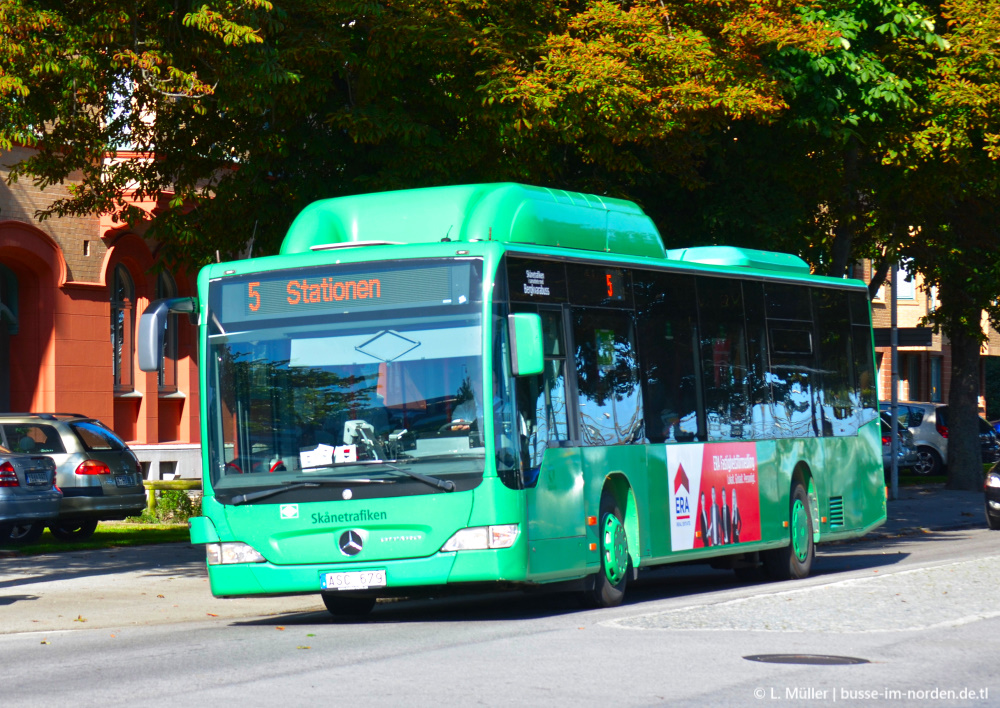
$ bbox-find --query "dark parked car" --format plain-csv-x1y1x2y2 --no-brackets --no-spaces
0,444,60,545
985,465,1000,530
0,414,145,540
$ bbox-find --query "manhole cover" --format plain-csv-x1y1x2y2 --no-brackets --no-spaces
744,654,869,665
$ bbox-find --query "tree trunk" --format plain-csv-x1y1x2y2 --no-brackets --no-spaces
944,314,984,491
867,259,891,300
829,139,860,278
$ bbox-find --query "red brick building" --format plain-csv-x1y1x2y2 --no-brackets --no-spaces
0,147,200,478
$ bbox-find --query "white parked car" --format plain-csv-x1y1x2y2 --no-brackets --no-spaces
880,402,1000,475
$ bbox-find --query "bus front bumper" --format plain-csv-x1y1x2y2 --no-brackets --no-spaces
205,546,530,598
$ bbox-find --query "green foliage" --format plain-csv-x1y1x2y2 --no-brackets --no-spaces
135,490,202,524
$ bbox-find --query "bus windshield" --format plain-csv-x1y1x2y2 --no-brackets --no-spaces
205,259,487,502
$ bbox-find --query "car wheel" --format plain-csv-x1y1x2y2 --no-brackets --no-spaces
987,505,1000,531
320,593,377,618
763,482,814,581
0,522,45,545
49,519,100,541
913,447,943,476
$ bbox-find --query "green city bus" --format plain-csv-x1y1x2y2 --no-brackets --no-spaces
139,183,885,615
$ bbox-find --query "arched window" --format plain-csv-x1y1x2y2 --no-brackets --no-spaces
156,271,178,393
111,264,135,392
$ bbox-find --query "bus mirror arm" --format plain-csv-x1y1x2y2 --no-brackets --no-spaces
138,297,198,372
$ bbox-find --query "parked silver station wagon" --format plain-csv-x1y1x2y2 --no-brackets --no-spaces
0,444,60,544
0,414,146,540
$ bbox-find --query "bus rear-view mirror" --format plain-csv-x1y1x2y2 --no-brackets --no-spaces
138,297,197,372
508,313,544,377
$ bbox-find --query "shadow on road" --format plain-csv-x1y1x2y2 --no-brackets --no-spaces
226,532,926,628
0,542,204,591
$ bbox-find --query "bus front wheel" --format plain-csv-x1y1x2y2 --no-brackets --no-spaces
584,491,630,608
321,593,376,618
763,482,814,581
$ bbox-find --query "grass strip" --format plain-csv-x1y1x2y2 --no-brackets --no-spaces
4,521,190,555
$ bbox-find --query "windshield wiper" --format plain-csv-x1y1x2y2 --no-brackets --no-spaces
230,477,394,505
376,461,456,492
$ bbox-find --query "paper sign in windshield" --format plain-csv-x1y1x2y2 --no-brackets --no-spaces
299,444,357,468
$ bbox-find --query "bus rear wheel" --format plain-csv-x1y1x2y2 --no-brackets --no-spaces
321,593,376,618
763,482,814,581
584,491,630,608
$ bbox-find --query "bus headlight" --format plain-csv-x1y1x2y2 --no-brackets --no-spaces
441,524,519,552
206,542,266,565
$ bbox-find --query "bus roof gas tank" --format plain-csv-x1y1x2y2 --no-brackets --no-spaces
279,183,667,259
666,246,811,275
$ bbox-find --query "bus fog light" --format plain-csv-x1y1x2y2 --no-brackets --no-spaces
206,542,266,565
442,525,519,552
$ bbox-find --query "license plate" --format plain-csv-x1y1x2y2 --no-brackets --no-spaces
321,569,387,591
115,474,135,487
26,471,49,485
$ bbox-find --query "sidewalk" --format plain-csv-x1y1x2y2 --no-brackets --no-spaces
0,542,323,635
878,483,987,537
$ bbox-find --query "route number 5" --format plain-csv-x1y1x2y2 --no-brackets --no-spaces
248,282,261,312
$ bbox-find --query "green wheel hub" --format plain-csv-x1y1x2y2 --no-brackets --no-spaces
791,498,810,562
601,512,629,585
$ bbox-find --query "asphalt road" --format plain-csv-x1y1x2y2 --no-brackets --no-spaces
3,528,999,707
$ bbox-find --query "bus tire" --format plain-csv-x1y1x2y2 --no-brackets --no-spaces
763,482,814,581
321,593,376,618
584,491,630,608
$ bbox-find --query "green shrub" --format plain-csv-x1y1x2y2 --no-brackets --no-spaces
127,490,201,524
155,490,201,523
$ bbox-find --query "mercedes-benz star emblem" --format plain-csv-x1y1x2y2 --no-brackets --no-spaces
339,530,364,556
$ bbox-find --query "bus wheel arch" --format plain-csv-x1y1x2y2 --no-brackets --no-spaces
763,465,816,580
792,465,821,545
584,476,637,608
604,474,640,578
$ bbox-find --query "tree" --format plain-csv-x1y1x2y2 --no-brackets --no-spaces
894,0,1000,490
1,0,831,263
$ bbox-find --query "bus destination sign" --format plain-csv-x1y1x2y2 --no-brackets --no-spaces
217,262,474,324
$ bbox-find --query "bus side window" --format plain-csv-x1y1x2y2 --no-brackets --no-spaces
634,271,699,443
697,278,752,441
814,289,857,436
765,283,819,439
849,291,878,426
572,308,643,446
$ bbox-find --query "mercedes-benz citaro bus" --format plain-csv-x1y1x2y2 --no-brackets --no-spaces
138,183,885,616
